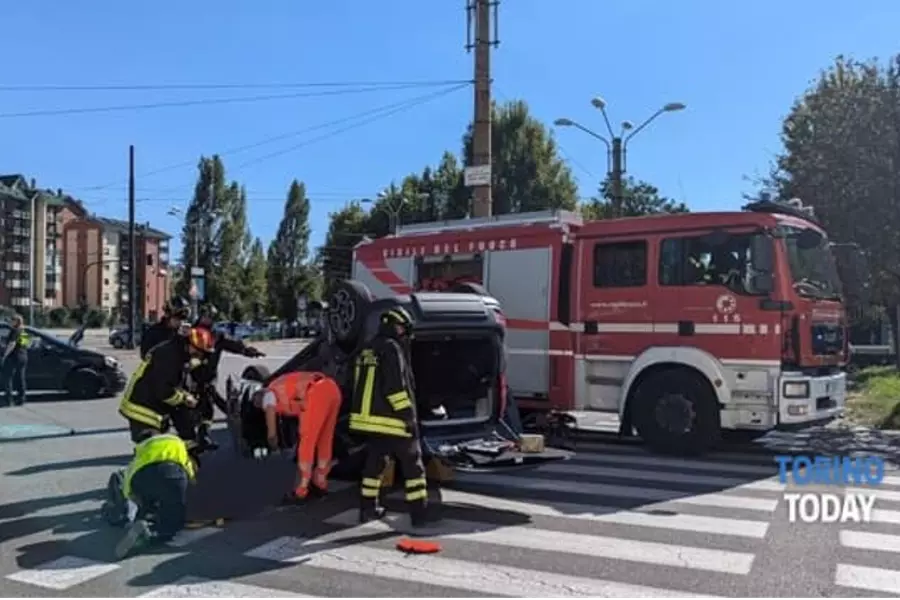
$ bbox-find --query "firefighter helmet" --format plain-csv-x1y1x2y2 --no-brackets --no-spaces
187,327,215,353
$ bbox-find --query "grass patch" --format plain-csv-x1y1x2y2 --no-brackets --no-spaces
846,366,900,429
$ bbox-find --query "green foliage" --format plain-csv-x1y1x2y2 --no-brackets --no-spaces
847,366,900,429
242,238,268,321
267,180,314,321
47,307,69,327
757,54,900,366
582,175,688,220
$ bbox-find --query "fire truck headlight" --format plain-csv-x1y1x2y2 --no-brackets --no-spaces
787,404,810,416
783,381,810,399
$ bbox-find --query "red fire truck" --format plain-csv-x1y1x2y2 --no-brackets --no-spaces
350,201,849,454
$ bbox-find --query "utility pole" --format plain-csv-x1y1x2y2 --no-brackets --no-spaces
466,0,499,218
127,145,137,349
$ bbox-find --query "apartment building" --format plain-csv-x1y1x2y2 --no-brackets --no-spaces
0,174,86,309
62,217,171,321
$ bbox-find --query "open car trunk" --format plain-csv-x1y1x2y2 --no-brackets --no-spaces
412,331,499,428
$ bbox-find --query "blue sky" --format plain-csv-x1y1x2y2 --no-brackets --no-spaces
2,0,899,263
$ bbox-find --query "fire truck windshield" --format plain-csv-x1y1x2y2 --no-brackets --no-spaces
781,226,842,300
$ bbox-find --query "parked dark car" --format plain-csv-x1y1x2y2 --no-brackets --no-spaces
226,279,571,477
1,324,128,399
109,327,142,349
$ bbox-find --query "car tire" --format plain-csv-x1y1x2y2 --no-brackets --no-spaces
242,365,271,382
66,368,103,400
326,279,374,350
112,338,124,349
632,367,721,456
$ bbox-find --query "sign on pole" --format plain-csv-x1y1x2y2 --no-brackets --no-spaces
464,165,491,187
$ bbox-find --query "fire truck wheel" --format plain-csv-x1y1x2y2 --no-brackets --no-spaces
632,368,721,456
326,279,374,348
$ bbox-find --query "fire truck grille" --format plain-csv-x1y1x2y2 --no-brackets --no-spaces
811,323,844,356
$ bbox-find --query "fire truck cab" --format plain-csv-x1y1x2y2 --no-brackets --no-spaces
351,201,848,455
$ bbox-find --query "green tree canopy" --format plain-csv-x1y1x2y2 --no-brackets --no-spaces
582,175,688,220
267,179,314,320
242,238,268,321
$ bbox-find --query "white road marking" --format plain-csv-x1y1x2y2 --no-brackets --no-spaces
840,530,900,554
139,578,310,597
244,536,721,597
323,511,756,574
538,463,784,491
4,556,120,590
847,487,900,503
872,507,900,525
454,473,779,512
566,450,779,477
168,527,222,548
439,489,770,538
836,564,900,595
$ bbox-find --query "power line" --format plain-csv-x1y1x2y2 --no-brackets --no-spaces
0,79,471,92
79,83,471,193
0,82,463,119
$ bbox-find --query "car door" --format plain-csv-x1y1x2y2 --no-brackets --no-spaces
27,337,71,391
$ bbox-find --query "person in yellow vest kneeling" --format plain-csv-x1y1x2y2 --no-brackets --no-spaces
114,431,197,559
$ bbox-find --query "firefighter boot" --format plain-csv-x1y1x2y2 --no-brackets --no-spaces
197,422,218,452
409,499,440,529
359,497,386,524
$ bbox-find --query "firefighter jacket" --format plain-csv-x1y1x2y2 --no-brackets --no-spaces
2,327,30,364
123,433,196,499
348,336,417,438
140,320,178,359
119,338,193,430
191,327,258,387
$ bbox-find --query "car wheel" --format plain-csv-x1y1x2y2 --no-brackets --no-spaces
326,279,373,350
112,338,124,349
241,365,271,382
66,368,103,400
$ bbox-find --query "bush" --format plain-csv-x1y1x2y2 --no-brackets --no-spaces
847,366,900,429
84,308,106,328
48,307,70,328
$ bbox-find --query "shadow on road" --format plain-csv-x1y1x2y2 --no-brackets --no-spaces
6,454,132,476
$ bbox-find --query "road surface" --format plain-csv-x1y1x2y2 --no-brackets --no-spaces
2,340,900,597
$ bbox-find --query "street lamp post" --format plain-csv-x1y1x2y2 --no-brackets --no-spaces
554,96,685,217
361,191,429,234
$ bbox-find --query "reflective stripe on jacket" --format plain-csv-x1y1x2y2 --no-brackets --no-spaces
123,433,196,499
348,337,414,438
266,371,328,417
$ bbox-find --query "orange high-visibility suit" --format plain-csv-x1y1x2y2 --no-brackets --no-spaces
260,371,342,499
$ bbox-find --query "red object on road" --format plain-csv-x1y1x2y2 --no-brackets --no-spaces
396,537,442,554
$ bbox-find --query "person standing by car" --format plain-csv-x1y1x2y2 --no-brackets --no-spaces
114,430,197,559
191,303,264,450
250,369,342,501
1,315,30,407
350,306,434,527
119,328,215,446
140,297,191,359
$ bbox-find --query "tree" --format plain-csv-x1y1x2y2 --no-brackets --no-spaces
318,201,369,292
177,155,249,317
242,238,268,321
462,100,578,215
267,179,313,320
761,55,900,364
582,175,688,220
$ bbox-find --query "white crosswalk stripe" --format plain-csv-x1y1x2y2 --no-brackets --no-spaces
835,474,900,595
3,441,788,596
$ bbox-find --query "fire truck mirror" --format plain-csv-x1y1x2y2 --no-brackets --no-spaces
750,235,774,273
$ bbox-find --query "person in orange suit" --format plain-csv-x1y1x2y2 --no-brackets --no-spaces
252,371,342,501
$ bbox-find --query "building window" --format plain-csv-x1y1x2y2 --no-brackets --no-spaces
104,246,110,256
103,293,110,302
593,241,647,288
658,233,766,296
104,264,110,271
104,278,110,285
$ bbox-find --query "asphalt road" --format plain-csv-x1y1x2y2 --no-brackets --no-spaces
2,341,900,597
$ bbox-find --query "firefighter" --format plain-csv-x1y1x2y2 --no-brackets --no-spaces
190,303,265,450
1,314,30,407
140,297,192,359
350,306,433,527
119,327,215,446
114,430,197,559
251,370,342,501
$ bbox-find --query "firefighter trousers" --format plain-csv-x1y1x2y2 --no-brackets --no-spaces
360,436,428,513
294,377,342,498
126,406,196,447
